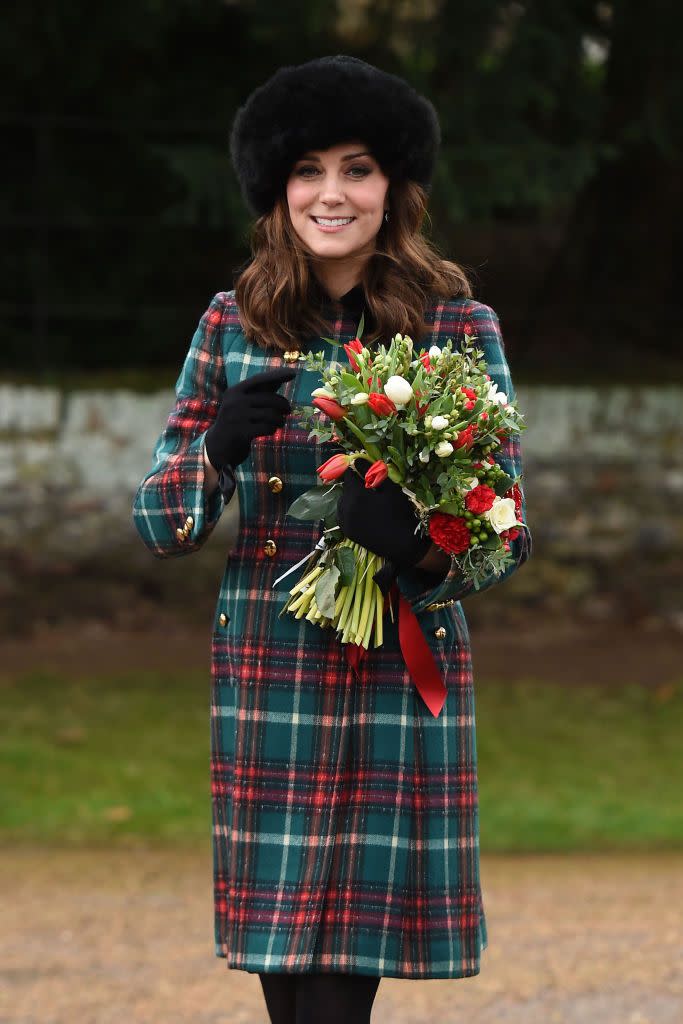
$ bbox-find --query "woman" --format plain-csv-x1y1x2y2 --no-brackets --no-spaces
132,55,531,1024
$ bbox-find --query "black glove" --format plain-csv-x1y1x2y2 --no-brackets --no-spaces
336,461,432,569
204,367,297,472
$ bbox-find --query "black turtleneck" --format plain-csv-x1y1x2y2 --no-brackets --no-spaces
316,281,375,334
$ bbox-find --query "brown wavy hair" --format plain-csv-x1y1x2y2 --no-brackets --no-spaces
234,179,472,352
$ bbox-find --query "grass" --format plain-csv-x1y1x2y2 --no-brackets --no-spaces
1,670,681,850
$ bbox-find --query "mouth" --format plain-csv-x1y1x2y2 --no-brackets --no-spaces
310,215,356,232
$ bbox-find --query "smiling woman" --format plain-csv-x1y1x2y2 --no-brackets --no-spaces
285,143,390,294
133,53,531,1024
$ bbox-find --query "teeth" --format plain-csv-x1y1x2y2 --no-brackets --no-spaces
314,217,354,226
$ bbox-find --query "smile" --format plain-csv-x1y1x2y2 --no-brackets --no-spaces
310,216,356,231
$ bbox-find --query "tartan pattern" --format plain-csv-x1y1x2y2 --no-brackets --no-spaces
132,290,531,978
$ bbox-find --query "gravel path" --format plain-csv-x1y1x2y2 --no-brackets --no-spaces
2,848,681,1023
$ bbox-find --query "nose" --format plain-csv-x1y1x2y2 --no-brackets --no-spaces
318,172,345,205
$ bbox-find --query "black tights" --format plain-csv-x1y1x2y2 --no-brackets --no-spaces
258,971,381,1024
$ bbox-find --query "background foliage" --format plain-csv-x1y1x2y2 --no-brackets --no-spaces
2,0,681,380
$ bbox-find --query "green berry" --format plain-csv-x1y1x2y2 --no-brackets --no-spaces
469,536,478,546
478,531,488,541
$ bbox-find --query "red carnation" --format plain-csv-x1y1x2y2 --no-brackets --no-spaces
454,423,477,449
460,386,476,399
464,483,496,514
428,512,471,555
420,352,432,372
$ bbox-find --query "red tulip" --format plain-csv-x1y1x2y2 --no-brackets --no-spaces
312,396,348,421
343,338,363,372
367,392,397,417
317,453,350,482
364,460,389,488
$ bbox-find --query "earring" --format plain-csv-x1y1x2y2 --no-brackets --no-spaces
384,210,389,223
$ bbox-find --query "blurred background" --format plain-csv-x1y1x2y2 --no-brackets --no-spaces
1,2,682,1022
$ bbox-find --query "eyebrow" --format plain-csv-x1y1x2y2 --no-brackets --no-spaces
298,151,372,162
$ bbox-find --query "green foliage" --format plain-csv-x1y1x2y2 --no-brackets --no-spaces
2,0,678,370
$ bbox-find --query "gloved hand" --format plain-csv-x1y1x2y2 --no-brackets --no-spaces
336,460,432,569
204,367,297,471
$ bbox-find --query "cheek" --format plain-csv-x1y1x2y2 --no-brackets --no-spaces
355,179,389,214
286,179,313,213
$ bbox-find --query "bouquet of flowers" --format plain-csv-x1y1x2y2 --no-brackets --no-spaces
276,316,526,651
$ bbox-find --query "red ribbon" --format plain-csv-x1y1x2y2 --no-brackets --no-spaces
344,582,447,717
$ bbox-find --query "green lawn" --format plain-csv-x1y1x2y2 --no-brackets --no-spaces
1,671,681,850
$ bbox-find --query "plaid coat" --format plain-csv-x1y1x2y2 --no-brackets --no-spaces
132,289,531,979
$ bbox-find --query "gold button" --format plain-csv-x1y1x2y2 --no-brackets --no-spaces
434,626,447,639
264,539,277,557
185,515,194,527
218,612,228,627
268,476,283,493
283,349,300,362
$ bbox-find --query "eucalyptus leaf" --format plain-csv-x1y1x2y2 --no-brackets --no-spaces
287,485,339,520
334,545,356,586
315,565,340,617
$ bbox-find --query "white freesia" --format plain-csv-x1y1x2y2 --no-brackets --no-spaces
485,496,522,534
435,440,454,458
428,345,441,361
311,386,336,398
350,392,369,405
384,375,413,407
494,391,508,405
431,415,449,431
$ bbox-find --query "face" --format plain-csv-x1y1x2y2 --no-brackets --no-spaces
285,141,390,263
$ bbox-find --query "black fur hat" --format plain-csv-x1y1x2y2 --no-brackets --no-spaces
229,55,440,216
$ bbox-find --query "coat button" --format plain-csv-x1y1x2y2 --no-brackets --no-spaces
218,612,228,626
283,349,300,362
434,626,447,639
268,475,283,493
185,515,194,527
264,539,277,557
176,527,186,541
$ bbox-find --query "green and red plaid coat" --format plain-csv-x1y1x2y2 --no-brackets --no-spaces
132,290,531,979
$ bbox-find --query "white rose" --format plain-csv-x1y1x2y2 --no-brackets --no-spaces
430,415,449,431
428,345,441,361
419,448,430,463
435,440,454,458
485,496,521,534
384,375,413,407
311,386,335,398
350,392,369,405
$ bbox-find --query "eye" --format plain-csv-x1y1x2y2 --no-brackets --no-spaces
295,165,319,177
348,165,371,177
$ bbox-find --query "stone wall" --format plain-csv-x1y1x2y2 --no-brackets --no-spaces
1,384,681,634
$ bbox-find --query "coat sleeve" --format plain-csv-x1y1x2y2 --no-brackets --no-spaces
402,301,532,614
131,292,234,558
